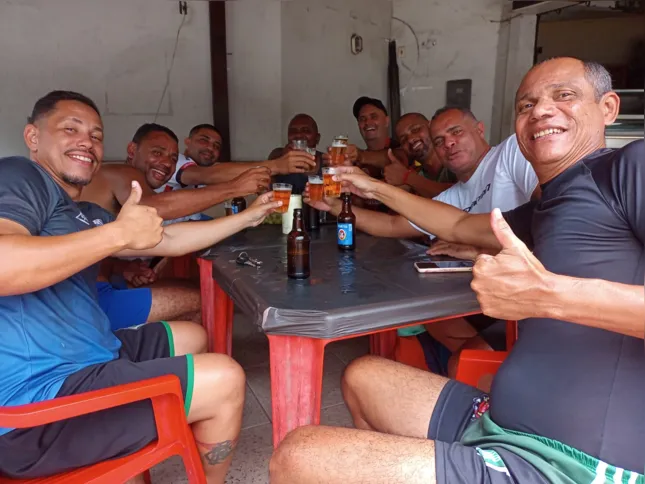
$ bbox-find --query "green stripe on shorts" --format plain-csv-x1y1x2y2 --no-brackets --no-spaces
160,321,175,357
184,354,195,416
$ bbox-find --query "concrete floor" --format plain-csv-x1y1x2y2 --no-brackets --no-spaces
151,312,369,484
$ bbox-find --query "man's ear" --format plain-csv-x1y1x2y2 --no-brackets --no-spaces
385,116,391,129
476,121,486,139
126,142,137,164
23,123,39,153
601,91,620,126
184,136,191,150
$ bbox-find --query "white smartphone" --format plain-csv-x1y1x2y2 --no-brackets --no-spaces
414,260,474,273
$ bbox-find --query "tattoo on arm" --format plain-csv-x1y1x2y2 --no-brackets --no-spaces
195,438,238,466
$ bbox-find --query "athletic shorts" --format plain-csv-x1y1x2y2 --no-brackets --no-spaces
97,281,153,330
429,380,548,483
0,322,195,479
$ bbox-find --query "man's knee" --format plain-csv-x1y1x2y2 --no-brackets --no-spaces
168,321,207,355
196,353,246,403
341,355,384,395
269,426,317,481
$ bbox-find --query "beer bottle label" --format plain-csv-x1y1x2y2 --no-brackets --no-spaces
337,223,353,246
232,205,239,214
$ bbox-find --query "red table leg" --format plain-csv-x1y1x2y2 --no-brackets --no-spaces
268,335,327,448
198,258,233,355
369,329,397,359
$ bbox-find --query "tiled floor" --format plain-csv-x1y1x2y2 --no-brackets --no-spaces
151,312,369,484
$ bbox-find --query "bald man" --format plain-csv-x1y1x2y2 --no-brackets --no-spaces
268,114,324,194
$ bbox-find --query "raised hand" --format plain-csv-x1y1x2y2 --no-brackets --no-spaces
302,182,337,212
115,181,164,250
383,149,412,186
243,191,283,227
333,166,381,199
231,167,272,196
273,150,316,174
471,209,550,320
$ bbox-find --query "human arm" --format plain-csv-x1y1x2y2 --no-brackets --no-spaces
179,150,316,186
334,167,500,249
427,240,499,261
104,165,271,220
472,210,643,339
0,180,162,296
302,181,421,239
118,191,282,258
383,150,452,198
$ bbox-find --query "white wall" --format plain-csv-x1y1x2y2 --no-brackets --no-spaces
281,0,392,151
0,0,212,160
392,0,505,140
226,0,392,159
226,1,283,160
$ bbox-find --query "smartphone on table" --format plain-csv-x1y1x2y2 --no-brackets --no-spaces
414,257,474,274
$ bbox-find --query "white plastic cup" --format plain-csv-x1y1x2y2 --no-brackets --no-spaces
282,194,303,235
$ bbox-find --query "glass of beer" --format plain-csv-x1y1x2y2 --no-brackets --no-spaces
308,175,324,202
329,135,349,166
322,167,342,198
273,183,293,214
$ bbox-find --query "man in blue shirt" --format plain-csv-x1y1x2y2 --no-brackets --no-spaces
0,91,281,483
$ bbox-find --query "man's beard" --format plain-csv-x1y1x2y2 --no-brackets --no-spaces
62,173,91,187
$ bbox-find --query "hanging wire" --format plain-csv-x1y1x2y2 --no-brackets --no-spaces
154,11,187,122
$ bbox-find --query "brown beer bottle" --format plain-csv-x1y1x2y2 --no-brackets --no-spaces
337,193,356,251
287,209,311,279
231,197,247,214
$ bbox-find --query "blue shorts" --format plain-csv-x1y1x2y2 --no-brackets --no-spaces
96,281,153,330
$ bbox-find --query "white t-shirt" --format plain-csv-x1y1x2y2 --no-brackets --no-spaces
410,134,538,237
156,153,202,223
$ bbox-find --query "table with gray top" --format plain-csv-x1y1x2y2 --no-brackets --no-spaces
197,224,480,446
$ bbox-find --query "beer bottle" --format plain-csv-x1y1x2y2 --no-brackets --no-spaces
287,208,310,279
231,197,247,214
337,193,356,251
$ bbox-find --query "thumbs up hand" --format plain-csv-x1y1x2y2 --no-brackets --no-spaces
115,181,164,250
384,149,412,187
471,208,551,321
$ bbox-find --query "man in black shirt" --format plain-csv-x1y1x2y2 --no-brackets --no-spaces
270,58,644,483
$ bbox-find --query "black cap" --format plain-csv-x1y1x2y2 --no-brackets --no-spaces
352,96,388,119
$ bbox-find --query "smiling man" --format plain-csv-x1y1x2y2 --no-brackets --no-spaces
275,58,644,484
306,108,537,372
0,90,282,483
383,112,457,198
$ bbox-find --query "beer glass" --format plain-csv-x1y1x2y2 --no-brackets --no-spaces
329,135,348,166
292,139,308,151
322,167,342,198
272,183,293,213
308,175,324,201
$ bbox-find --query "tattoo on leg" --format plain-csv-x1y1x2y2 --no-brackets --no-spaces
195,438,238,466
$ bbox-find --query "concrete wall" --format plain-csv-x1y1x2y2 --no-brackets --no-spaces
0,0,212,160
226,0,392,159
226,1,283,160
537,15,644,65
391,0,506,140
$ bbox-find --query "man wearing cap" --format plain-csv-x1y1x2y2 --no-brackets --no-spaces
350,97,407,176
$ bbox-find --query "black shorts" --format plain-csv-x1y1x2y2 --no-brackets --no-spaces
429,380,548,483
0,322,195,479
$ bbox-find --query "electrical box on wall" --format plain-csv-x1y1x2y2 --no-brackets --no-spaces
446,79,472,109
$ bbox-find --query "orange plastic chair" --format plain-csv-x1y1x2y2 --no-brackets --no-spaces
455,320,518,387
0,375,205,484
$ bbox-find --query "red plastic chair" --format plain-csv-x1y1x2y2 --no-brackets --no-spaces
455,320,518,387
0,376,205,484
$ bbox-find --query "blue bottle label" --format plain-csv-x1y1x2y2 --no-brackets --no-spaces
231,205,240,214
337,223,353,246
